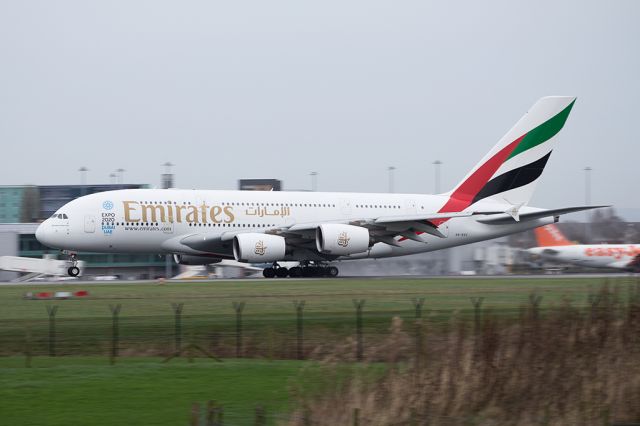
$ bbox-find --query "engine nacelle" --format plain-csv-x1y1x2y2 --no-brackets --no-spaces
233,233,286,263
173,254,223,265
316,224,370,255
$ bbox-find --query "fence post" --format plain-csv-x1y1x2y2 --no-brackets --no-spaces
190,402,200,426
233,302,246,358
206,400,216,426
470,297,484,335
172,303,184,355
293,300,306,360
412,297,425,366
255,405,266,426
25,323,32,368
353,407,360,426
302,409,311,426
217,406,224,425
352,299,365,361
46,305,58,357
588,293,600,322
109,304,122,365
529,293,542,323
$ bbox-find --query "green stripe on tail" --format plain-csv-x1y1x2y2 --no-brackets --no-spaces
507,100,575,160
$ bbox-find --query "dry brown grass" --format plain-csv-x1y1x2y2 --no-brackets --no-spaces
288,284,640,425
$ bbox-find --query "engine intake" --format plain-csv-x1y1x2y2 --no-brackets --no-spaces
316,224,369,255
173,255,222,265
233,233,286,263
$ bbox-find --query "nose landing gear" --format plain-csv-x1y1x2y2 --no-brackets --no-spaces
65,252,81,277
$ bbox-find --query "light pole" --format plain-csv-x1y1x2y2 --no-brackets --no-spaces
78,167,88,185
387,166,396,193
162,162,175,189
78,167,89,196
116,168,125,184
433,160,442,193
109,173,117,184
584,166,592,243
310,172,318,192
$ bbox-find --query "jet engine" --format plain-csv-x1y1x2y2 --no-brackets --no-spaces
316,224,370,255
173,255,223,265
233,233,286,263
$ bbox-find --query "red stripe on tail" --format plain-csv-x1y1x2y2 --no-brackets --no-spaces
398,134,525,241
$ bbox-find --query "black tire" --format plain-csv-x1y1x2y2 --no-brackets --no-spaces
328,266,339,277
289,267,302,278
275,267,289,278
263,267,276,278
301,267,313,277
68,266,80,277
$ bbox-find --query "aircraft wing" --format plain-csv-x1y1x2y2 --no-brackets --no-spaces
178,206,609,254
269,211,480,247
475,205,610,225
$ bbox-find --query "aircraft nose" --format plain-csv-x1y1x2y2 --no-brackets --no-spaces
36,221,53,247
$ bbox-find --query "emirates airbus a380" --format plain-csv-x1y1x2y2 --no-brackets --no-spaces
36,96,605,278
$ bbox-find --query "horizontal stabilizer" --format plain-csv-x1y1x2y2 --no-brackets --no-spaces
476,205,609,225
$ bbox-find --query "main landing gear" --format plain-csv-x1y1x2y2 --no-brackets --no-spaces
65,252,80,277
262,262,339,279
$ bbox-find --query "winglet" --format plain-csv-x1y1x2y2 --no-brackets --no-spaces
504,202,525,222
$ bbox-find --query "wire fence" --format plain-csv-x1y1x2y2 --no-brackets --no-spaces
1,298,484,361
2,282,638,363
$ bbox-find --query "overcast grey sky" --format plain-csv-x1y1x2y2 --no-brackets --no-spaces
1,1,638,212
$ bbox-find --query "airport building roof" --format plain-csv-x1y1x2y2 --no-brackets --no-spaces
0,184,148,223
0,223,39,234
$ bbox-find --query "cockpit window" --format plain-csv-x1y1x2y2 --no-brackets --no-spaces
62,214,68,219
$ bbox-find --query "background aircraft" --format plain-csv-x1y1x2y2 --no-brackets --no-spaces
528,224,640,271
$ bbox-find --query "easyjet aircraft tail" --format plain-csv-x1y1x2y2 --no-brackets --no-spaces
534,224,575,247
441,96,576,212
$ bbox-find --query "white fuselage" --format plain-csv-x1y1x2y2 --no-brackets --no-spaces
528,244,640,270
36,189,553,261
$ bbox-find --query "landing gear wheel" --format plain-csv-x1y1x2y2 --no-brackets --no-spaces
289,266,302,278
65,252,80,277
328,266,339,277
275,267,289,278
263,267,276,278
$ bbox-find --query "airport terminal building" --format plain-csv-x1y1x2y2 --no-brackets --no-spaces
0,184,171,281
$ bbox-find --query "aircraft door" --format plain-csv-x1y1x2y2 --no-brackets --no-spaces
404,199,417,215
340,199,352,216
84,215,96,233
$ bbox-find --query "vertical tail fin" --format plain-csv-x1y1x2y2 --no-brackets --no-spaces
534,224,574,247
439,96,576,214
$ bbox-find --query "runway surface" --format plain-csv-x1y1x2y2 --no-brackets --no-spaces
0,272,636,286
